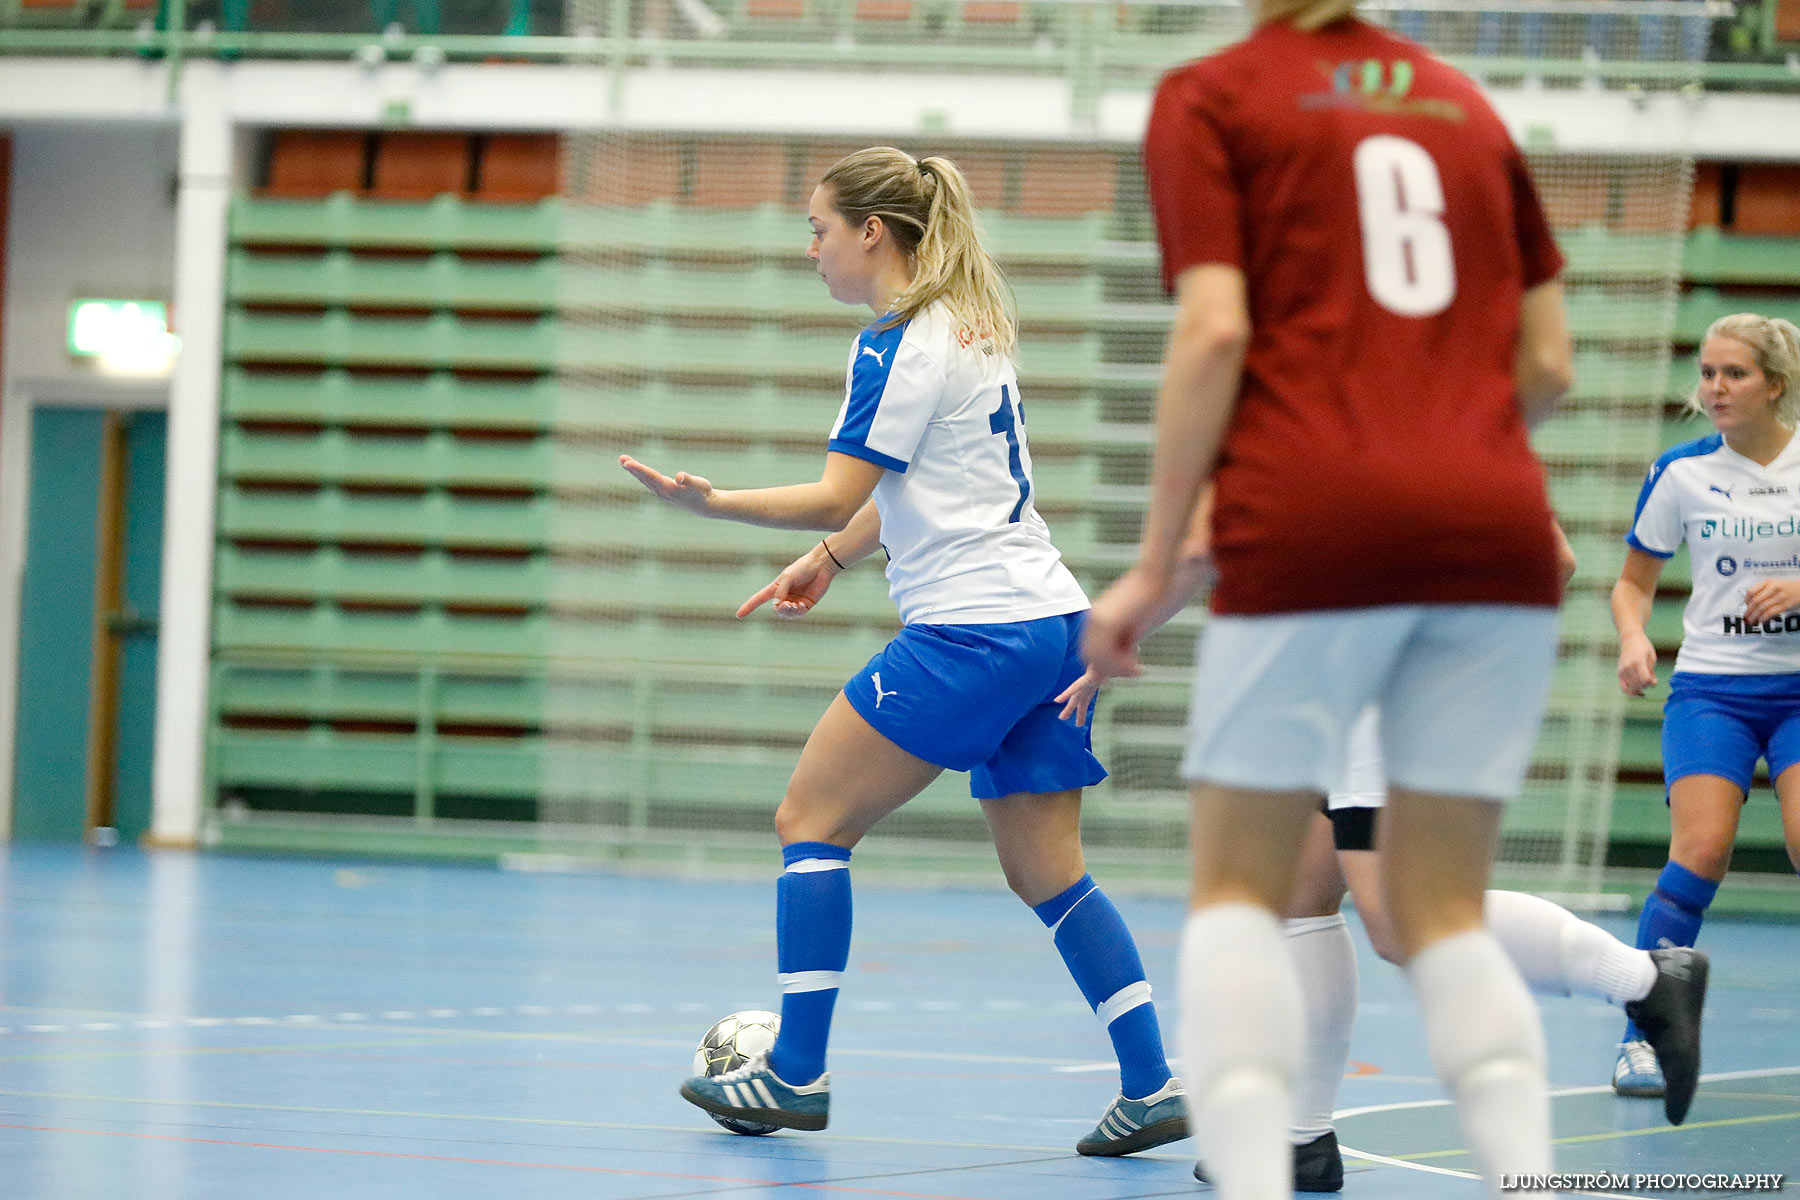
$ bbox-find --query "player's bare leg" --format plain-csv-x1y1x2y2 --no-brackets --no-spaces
776,692,945,849
1778,764,1800,875
682,694,942,1132
1667,773,1745,883
985,790,1186,1154
982,788,1087,905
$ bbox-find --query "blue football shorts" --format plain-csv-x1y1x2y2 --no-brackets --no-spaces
1661,670,1800,798
841,610,1108,800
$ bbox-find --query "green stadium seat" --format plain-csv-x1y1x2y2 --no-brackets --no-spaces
1566,347,1675,405
233,193,560,253
217,545,549,607
218,487,551,548
1667,353,1700,399
1564,286,1675,341
229,248,557,313
985,211,1111,267
1556,225,1687,282
227,310,557,371
1681,228,1800,286
213,602,550,659
1532,406,1667,465
213,728,424,792
223,369,558,432
223,427,550,490
215,662,427,722
1675,288,1800,343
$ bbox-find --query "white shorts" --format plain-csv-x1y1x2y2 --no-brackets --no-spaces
1329,706,1386,811
1181,605,1558,803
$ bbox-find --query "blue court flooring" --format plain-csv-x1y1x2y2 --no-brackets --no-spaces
0,843,1795,1198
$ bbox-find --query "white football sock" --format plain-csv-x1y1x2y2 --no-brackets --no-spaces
1485,889,1656,1005
1408,929,1553,1200
1285,913,1358,1142
1181,903,1302,1200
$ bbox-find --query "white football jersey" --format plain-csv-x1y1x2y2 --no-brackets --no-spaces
826,302,1088,625
1628,431,1800,674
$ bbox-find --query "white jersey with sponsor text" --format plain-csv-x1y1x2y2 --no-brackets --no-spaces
1627,431,1800,674
826,301,1088,626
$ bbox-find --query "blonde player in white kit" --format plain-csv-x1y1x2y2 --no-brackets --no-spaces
621,147,1185,1152
1611,311,1800,1100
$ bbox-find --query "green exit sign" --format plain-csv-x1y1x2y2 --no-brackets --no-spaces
67,299,169,357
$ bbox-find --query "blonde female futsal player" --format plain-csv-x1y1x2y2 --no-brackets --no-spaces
1612,312,1800,1098
621,148,1185,1154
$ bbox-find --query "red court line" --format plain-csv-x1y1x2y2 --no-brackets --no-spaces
0,1122,1000,1199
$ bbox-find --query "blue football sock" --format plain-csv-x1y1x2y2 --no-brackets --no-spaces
1623,860,1717,1042
767,841,852,1085
1033,873,1173,1100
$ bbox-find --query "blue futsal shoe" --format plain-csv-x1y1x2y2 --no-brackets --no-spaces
1076,1076,1189,1156
680,1053,830,1132
1612,1038,1664,1098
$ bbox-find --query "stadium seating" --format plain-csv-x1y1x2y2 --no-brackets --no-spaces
212,127,1800,865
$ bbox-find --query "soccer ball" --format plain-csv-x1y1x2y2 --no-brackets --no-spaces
692,1009,782,1136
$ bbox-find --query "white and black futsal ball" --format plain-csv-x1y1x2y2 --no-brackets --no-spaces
692,1009,782,1135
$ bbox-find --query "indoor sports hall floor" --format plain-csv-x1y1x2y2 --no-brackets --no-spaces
0,843,1795,1200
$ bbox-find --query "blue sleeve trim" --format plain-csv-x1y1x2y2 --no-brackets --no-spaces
1630,432,1721,530
1624,531,1674,560
836,320,911,447
828,439,908,473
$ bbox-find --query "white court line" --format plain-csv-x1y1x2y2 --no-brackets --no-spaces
1334,1064,1800,1200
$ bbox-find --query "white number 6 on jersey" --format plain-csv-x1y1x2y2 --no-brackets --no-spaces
1353,135,1455,317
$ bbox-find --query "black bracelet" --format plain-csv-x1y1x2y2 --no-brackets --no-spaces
821,539,847,571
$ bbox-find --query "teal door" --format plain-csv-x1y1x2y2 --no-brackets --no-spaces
12,408,166,842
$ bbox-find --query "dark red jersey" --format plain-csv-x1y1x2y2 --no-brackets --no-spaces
1144,17,1565,615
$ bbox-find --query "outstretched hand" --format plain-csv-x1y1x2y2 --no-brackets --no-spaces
619,455,715,516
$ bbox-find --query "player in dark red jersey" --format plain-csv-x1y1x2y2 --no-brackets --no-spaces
1083,0,1576,1195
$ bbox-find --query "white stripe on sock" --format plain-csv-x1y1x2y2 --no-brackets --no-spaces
1096,979,1153,1027
1047,885,1098,936
786,858,849,874
778,969,843,993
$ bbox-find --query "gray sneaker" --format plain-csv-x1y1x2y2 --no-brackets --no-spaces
680,1052,830,1132
1076,1077,1189,1156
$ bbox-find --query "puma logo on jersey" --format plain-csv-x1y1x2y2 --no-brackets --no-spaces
1709,484,1735,500
859,345,889,367
871,672,898,708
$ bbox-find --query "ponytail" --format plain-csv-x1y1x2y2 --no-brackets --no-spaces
1256,0,1357,30
819,147,1018,362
